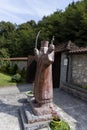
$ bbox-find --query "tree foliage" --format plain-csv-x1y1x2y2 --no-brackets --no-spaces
0,0,87,57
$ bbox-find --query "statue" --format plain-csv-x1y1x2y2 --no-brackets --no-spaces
34,36,55,105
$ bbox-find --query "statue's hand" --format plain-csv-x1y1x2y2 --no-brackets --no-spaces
47,44,55,62
50,44,55,50
34,48,39,55
48,44,55,53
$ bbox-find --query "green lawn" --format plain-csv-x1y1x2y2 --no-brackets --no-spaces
0,73,16,87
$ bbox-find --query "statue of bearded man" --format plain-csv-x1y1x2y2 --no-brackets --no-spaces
34,40,55,105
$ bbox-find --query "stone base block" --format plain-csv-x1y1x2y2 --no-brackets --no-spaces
19,103,51,130
29,98,54,116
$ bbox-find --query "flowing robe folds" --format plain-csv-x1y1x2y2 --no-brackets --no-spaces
34,42,55,105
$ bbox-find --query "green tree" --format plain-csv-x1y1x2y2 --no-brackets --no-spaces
0,48,10,67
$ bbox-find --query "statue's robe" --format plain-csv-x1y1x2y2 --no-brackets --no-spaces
34,51,54,104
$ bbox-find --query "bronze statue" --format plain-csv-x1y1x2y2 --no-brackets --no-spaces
34,37,55,105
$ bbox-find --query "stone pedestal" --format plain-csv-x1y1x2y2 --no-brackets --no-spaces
19,103,51,130
29,98,53,116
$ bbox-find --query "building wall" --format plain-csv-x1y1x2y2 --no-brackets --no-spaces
10,60,28,70
71,54,87,85
10,56,35,70
60,53,68,87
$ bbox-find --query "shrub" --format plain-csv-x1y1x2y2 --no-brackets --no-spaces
11,73,21,82
8,64,19,75
0,62,10,73
0,65,6,73
20,67,27,79
50,120,70,130
82,85,87,90
12,64,19,74
5,63,11,74
0,63,19,75
9,67,14,75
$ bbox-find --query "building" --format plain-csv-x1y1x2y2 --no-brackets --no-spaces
55,41,87,101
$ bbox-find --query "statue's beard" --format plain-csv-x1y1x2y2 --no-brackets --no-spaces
40,47,48,55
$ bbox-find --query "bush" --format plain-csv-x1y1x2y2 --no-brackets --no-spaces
50,120,70,130
0,62,10,73
0,63,19,75
0,65,6,73
5,63,10,73
20,67,27,79
12,64,19,75
11,73,21,83
9,67,14,75
82,85,87,90
8,64,19,75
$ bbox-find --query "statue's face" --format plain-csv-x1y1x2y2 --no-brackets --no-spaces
40,47,48,55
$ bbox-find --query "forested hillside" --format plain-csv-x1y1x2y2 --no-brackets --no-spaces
0,0,87,58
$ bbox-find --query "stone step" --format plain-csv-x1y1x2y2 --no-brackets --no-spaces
23,103,52,124
23,103,34,124
62,84,87,101
19,107,28,130
19,103,51,130
64,83,87,94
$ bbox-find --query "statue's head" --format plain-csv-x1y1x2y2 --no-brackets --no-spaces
40,40,49,54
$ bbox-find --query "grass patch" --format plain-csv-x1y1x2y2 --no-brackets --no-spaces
0,73,16,87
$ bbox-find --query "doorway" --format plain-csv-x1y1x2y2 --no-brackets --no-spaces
52,52,61,88
27,60,36,83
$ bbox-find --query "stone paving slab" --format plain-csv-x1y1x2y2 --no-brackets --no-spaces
0,84,33,130
0,84,87,130
53,88,87,130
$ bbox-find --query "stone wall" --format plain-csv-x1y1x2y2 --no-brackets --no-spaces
10,56,35,70
1,57,28,70
10,60,28,70
71,54,87,85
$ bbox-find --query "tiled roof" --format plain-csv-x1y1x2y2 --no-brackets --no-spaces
55,41,79,53
69,47,87,53
55,43,69,52
55,41,87,54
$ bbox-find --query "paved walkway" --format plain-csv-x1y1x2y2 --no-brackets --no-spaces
54,88,87,130
0,84,87,130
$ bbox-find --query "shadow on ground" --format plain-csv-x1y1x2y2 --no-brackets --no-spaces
17,83,33,92
0,84,32,130
53,88,87,130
